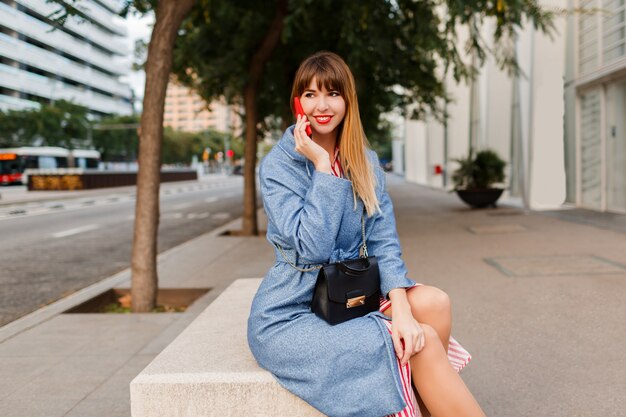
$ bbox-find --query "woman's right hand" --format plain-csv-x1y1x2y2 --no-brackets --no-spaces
294,114,332,174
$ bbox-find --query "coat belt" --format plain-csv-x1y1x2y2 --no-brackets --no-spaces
272,245,324,267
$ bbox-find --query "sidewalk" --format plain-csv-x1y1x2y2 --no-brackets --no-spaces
1,175,625,417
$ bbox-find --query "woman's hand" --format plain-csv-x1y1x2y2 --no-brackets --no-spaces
388,289,425,366
294,114,331,173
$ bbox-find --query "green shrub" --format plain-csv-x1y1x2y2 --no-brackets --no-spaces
452,149,506,190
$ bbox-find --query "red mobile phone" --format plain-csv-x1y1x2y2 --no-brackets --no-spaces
294,97,312,137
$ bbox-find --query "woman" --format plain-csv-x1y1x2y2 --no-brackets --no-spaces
247,51,486,417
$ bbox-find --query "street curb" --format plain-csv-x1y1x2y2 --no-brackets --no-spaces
0,206,264,344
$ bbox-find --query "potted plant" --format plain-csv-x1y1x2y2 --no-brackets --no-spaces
451,149,506,208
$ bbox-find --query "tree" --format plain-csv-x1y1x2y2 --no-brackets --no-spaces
0,100,89,148
172,0,554,236
91,115,140,162
128,0,197,312
50,0,197,311
50,0,553,312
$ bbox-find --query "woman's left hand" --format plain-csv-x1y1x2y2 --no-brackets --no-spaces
391,308,425,366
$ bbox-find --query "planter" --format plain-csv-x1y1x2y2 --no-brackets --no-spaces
455,188,504,208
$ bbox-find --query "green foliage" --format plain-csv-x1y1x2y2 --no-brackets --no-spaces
0,100,89,148
366,119,394,162
171,0,554,146
452,149,506,190
47,0,554,160
91,115,140,162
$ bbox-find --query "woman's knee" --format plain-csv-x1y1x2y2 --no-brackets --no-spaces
420,323,440,342
414,323,444,357
408,285,451,317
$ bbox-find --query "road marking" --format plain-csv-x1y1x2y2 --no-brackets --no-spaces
205,197,219,203
187,212,210,219
171,203,193,210
162,212,183,219
52,224,100,238
212,212,231,220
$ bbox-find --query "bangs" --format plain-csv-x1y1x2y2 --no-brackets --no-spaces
293,56,348,97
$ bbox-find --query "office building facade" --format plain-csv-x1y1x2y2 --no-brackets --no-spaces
164,78,241,134
403,7,568,210
0,0,133,116
564,0,626,214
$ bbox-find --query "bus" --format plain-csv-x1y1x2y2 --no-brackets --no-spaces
0,147,100,185
70,149,101,169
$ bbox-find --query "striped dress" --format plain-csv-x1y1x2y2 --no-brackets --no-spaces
331,147,472,417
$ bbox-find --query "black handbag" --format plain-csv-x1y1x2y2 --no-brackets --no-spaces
276,210,381,325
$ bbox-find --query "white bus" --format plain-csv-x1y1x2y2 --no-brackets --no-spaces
0,147,100,185
70,149,101,169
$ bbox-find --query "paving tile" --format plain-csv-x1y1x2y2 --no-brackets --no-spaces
7,373,106,400
485,255,626,277
64,398,130,417
138,315,195,355
0,398,76,417
0,333,90,357
40,355,131,379
111,354,156,377
85,373,132,400
0,377,33,401
468,224,528,234
0,355,61,376
0,356,63,399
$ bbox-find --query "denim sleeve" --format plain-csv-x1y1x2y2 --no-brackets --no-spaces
261,160,353,262
367,169,416,298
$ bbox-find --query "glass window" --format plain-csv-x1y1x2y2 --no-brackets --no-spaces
606,81,626,212
56,157,69,168
38,156,57,169
580,89,602,209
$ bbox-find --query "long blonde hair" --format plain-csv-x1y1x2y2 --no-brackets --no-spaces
290,51,380,216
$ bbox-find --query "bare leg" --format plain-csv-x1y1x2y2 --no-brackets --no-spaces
411,324,485,417
383,285,468,417
406,285,451,352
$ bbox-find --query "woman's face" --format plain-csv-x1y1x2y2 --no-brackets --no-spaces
299,77,346,137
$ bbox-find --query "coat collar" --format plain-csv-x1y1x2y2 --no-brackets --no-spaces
277,125,313,177
277,125,306,162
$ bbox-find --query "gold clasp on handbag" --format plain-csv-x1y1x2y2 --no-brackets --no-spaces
346,295,366,308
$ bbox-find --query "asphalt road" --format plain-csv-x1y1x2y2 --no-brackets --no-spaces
0,176,259,326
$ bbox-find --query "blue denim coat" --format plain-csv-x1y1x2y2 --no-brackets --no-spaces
247,126,417,417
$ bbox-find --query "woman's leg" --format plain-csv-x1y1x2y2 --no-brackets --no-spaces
406,285,452,352
410,324,485,417
383,285,469,417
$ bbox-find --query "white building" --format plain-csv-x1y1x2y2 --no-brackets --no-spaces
564,0,626,214
402,1,568,210
0,0,133,116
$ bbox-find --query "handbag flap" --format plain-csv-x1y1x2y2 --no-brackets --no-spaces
320,256,381,303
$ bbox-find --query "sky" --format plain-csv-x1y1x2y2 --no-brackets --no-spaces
119,11,154,103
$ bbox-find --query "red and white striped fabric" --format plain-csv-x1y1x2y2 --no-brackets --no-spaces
331,146,344,178
330,147,471,417
379,288,472,373
380,286,472,417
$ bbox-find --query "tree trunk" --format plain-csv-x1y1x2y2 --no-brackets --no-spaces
131,0,196,312
241,0,288,236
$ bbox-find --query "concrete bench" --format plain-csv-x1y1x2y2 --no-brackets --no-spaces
130,278,324,417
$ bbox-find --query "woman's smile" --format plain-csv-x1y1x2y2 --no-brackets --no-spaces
314,115,333,124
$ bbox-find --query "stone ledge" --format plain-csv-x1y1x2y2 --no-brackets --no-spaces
130,278,323,417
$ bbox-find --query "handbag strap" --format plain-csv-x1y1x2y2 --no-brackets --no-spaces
275,208,368,272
